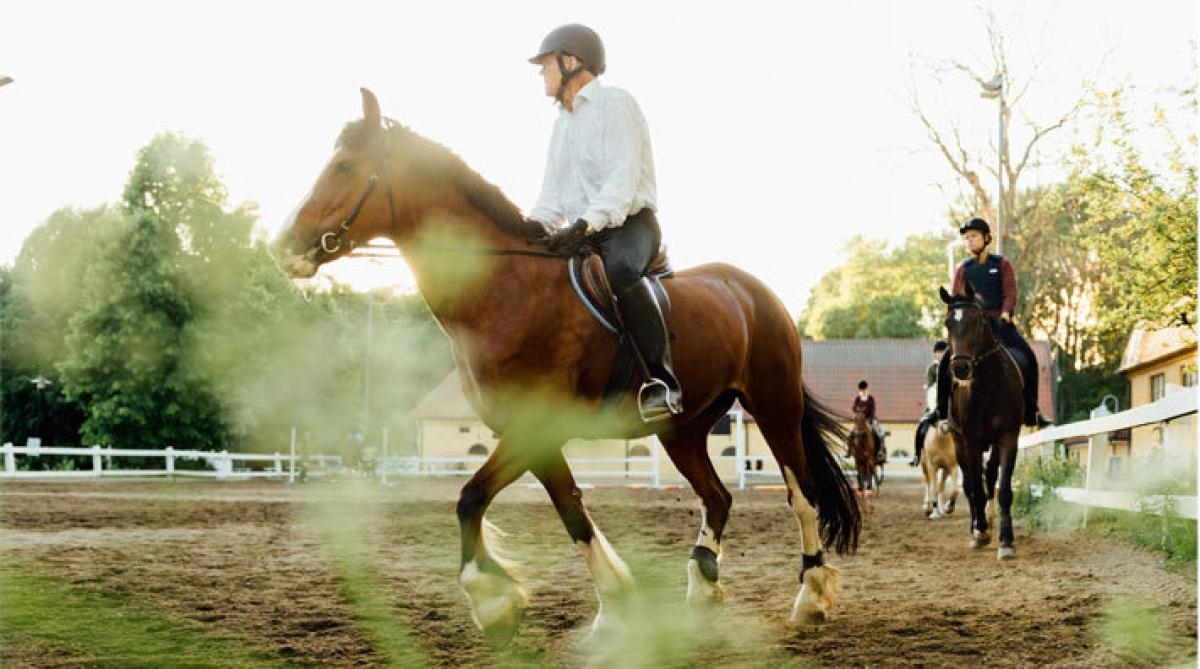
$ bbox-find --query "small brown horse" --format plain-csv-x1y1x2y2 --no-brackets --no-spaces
272,89,860,642
939,284,1023,559
919,420,958,518
848,408,879,493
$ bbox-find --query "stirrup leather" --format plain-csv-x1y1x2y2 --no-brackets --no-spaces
637,378,682,423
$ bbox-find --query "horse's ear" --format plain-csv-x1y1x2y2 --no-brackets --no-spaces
360,88,382,129
939,286,953,304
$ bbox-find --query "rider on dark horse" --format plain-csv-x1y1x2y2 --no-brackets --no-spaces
911,340,948,466
936,218,1053,429
526,23,682,422
848,380,887,462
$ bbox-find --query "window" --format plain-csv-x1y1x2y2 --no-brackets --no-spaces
628,444,650,457
1150,373,1166,401
467,443,488,456
458,426,470,434
721,446,736,457
1182,363,1197,388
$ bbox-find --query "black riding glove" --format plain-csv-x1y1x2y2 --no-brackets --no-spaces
546,219,591,256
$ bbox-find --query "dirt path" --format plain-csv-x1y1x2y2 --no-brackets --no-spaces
1,477,1195,667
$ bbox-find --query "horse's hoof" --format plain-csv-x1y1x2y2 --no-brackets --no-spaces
929,510,943,520
998,546,1015,560
482,608,525,647
789,602,827,625
970,532,991,549
686,559,726,606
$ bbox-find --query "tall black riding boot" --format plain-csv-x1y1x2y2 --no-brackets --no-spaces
1003,325,1051,428
614,279,682,422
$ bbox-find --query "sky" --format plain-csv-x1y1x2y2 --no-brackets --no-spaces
1,0,1194,317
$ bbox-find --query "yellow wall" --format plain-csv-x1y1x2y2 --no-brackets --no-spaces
1124,351,1197,461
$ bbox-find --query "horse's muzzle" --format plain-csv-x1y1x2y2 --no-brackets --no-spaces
950,359,973,382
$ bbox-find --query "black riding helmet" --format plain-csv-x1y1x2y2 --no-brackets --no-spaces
959,218,991,236
528,23,606,75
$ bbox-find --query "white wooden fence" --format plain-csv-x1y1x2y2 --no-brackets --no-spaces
1,442,343,482
1018,387,1197,519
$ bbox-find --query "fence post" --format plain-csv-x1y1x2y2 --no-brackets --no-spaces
166,446,175,475
734,409,747,491
3,442,13,475
92,445,103,476
381,426,389,485
274,452,282,477
288,427,297,484
651,435,661,489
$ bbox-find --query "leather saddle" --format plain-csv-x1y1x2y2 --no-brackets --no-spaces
568,246,674,334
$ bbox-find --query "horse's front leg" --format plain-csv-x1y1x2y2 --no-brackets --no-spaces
921,462,936,517
457,439,532,645
955,437,990,548
995,438,1020,560
531,450,634,635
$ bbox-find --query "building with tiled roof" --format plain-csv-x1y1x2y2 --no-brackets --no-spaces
1117,325,1197,462
799,339,1056,423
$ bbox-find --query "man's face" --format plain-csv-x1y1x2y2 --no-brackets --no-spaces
537,53,581,98
962,230,987,255
936,348,947,361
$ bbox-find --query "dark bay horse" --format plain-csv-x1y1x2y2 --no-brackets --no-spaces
939,284,1024,559
848,408,879,493
272,89,860,641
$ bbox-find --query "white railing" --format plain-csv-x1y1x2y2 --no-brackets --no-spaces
1018,387,1197,519
0,443,343,482
378,443,663,488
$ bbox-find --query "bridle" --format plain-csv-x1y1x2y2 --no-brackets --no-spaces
300,120,560,263
302,122,398,264
947,302,1004,383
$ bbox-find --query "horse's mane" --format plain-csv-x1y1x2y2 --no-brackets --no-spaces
337,120,544,240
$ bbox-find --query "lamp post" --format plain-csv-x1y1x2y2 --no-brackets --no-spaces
979,73,1005,255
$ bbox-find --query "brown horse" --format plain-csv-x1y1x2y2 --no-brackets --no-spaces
273,89,860,642
848,408,879,493
939,284,1023,559
919,419,958,518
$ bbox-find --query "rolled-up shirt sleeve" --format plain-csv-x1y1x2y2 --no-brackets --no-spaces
581,93,644,231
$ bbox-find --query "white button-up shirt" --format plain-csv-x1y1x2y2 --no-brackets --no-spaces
528,79,657,233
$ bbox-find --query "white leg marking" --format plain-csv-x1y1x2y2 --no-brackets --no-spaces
459,560,529,633
577,527,633,635
783,467,840,624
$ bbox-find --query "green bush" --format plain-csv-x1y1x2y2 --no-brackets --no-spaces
1014,454,1085,530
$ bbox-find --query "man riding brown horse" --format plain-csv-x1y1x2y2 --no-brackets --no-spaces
526,23,680,423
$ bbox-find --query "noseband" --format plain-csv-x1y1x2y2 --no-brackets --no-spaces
302,124,399,264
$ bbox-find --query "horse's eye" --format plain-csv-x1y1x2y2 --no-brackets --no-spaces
334,161,353,175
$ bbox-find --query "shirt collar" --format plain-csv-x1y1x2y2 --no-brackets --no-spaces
572,78,601,106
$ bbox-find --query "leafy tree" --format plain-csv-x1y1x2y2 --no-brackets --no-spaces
1068,84,1197,353
800,233,949,339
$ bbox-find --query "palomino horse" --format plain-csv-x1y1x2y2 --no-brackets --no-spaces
847,408,879,493
939,284,1023,559
272,89,860,642
919,420,958,518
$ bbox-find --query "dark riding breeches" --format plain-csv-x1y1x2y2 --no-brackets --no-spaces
590,208,660,293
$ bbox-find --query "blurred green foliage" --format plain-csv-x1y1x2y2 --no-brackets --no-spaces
0,132,452,455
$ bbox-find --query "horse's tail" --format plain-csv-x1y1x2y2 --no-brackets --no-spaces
800,388,861,555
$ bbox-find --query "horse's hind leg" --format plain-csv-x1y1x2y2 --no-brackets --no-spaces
530,450,634,633
456,438,533,644
660,410,733,606
751,398,842,624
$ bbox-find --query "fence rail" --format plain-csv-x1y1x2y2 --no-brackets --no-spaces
1018,388,1197,519
1,443,342,481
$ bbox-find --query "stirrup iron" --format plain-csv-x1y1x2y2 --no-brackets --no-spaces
637,378,682,423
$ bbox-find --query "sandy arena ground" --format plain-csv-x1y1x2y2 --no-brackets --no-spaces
1,475,1195,667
